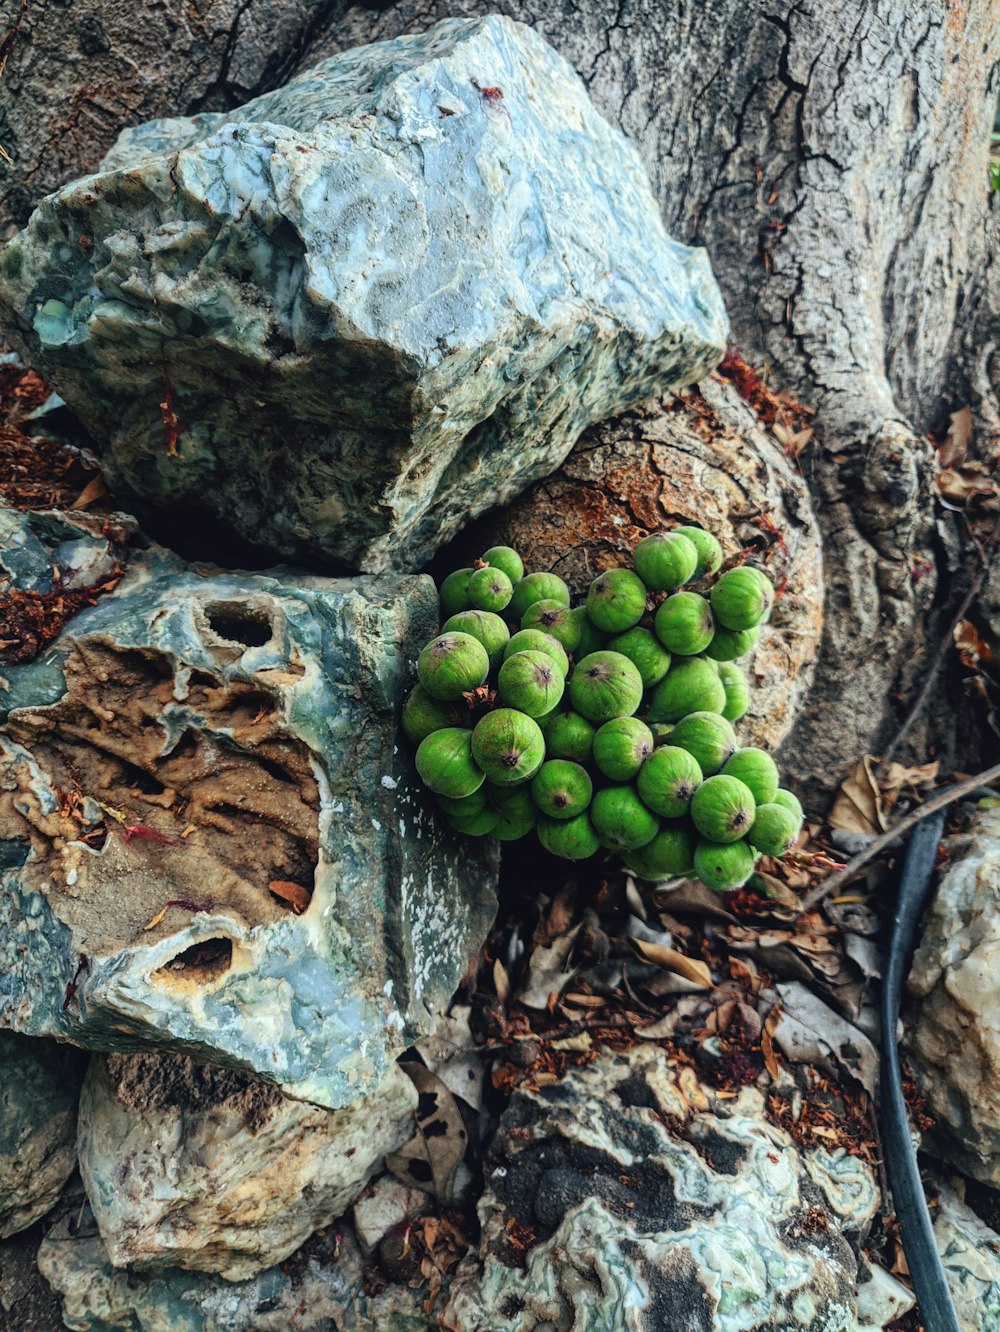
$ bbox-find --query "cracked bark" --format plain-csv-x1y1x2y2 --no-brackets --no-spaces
1,0,997,801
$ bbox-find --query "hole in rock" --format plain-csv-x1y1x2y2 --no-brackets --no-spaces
204,601,274,648
154,936,233,984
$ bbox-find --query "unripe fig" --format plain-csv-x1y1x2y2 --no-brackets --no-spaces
509,572,571,620
773,788,805,821
749,803,802,856
607,626,671,688
690,774,756,843
497,650,565,717
568,651,644,724
575,613,610,658
467,565,513,612
436,789,488,818
694,839,755,892
504,629,569,677
592,717,654,781
649,658,726,723
585,568,647,633
718,662,750,722
535,701,566,734
544,711,596,764
530,760,593,819
633,532,699,591
418,632,490,701
710,566,774,631
521,599,583,653
654,592,715,656
668,712,737,775
635,745,703,818
447,806,501,836
624,823,696,880
705,623,761,662
472,709,545,786
488,785,538,841
443,610,510,672
481,545,524,584
537,811,601,860
650,723,674,746
416,728,485,799
402,684,465,745
439,567,476,617
590,784,660,850
675,526,724,578
722,748,779,805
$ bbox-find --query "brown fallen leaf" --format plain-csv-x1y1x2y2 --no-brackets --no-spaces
954,618,995,670
386,1063,467,1203
879,759,940,808
938,404,972,468
627,938,713,988
772,420,814,457
937,463,999,507
828,755,887,837
69,474,107,510
268,879,310,913
492,957,510,1003
761,1004,782,1080
142,905,169,932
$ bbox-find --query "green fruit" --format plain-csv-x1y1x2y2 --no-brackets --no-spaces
585,568,648,633
481,546,524,584
654,592,715,656
504,629,570,677
402,684,465,745
705,623,761,662
509,572,571,620
537,811,601,860
651,723,674,746
488,785,537,841
773,788,805,821
749,803,802,857
590,784,660,850
467,565,513,612
521,600,583,653
535,701,565,734
690,774,756,843
575,613,609,658
648,658,726,723
436,789,488,818
635,745,703,818
544,711,596,763
694,839,755,892
530,760,593,819
668,712,737,776
417,632,490,701
497,650,565,718
607,627,671,688
624,823,696,880
675,526,724,578
447,806,501,836
722,748,779,805
592,717,654,781
710,566,774,631
443,610,510,672
568,651,644,724
439,568,475,617
416,728,485,799
472,709,545,786
633,532,699,591
718,662,750,722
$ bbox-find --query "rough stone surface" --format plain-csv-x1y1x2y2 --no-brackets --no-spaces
442,1044,879,1331
907,809,1000,1186
0,1032,86,1238
77,1051,417,1280
0,15,728,574
0,507,497,1110
466,376,823,760
932,1184,1000,1330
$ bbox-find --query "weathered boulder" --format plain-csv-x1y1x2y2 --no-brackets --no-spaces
0,507,497,1109
442,1044,879,1331
931,1183,1000,1327
906,809,1000,1186
467,376,823,755
77,1051,417,1280
0,1031,86,1237
0,15,728,574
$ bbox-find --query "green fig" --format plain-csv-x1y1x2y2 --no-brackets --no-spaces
535,701,566,734
648,658,726,723
537,811,601,860
722,748,779,805
472,709,545,786
675,526,724,578
590,784,660,850
749,803,802,857
623,823,696,880
654,592,715,656
585,568,648,633
575,613,610,658
690,774,756,843
694,839,755,892
497,650,565,718
417,632,490,701
710,566,774,631
509,572,571,620
481,545,524,584
443,610,510,672
530,760,593,819
467,565,513,612
592,717,654,781
773,788,805,821
416,728,485,799
635,744,704,818
650,723,674,746
633,531,699,591
568,651,644,724
504,629,570,677
402,684,465,745
544,711,596,763
447,805,501,836
439,568,475,617
436,789,488,818
521,599,583,653
488,785,538,841
668,712,737,776
607,626,671,688
718,662,750,722
705,623,761,662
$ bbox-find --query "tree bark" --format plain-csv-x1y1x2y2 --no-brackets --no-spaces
1,0,997,802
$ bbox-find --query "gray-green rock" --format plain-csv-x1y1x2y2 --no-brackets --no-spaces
0,16,727,573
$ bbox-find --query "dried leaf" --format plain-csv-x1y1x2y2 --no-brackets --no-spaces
385,1064,467,1203
752,871,802,918
828,755,887,837
517,925,580,1010
69,474,107,510
624,875,648,920
415,1007,484,1112
268,879,310,913
939,405,972,468
761,1004,782,1079
937,464,999,506
142,905,169,932
772,981,879,1094
954,619,995,669
636,1013,682,1040
772,421,814,457
880,759,940,802
533,882,576,946
492,957,510,1003
627,938,713,988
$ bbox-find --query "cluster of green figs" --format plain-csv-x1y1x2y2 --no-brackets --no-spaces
403,527,804,892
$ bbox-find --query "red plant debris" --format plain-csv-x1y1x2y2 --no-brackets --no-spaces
0,567,124,664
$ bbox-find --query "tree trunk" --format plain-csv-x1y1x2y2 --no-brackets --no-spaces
2,0,997,803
